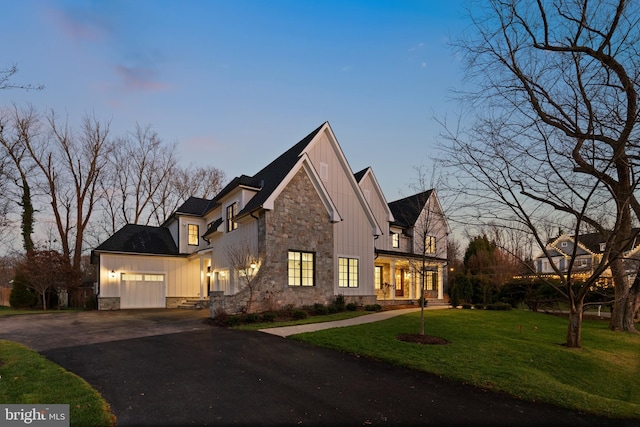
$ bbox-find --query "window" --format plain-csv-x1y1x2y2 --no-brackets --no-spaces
338,257,359,288
561,242,568,247
288,251,315,286
188,224,199,246
226,203,238,232
425,270,436,291
391,232,399,248
374,266,383,289
425,235,436,254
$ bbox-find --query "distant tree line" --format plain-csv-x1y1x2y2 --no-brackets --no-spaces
0,104,225,309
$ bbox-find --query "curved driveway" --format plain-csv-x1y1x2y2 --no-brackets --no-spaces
0,309,633,426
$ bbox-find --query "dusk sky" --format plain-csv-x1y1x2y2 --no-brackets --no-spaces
3,0,471,203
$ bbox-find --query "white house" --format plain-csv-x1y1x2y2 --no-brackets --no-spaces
92,122,450,310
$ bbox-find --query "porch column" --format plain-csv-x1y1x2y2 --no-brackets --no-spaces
438,265,444,300
199,256,205,301
390,261,396,301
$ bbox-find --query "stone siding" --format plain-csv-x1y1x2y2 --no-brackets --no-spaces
211,169,336,314
98,297,120,310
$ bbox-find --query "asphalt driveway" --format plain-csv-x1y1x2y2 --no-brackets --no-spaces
0,310,634,426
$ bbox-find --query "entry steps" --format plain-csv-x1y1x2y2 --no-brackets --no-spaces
177,299,210,309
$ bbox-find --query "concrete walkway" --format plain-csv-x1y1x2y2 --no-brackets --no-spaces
259,306,449,337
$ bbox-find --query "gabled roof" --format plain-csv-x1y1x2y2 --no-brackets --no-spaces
388,190,433,228
94,224,179,256
175,196,217,216
236,122,326,217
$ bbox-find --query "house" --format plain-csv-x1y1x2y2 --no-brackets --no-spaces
92,122,450,311
533,231,640,285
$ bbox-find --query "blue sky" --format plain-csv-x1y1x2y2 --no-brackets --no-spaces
3,0,470,202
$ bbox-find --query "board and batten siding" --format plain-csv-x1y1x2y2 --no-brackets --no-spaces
306,130,376,296
98,253,201,299
358,172,392,251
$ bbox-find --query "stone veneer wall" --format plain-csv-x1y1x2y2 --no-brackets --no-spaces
211,169,335,315
98,297,120,310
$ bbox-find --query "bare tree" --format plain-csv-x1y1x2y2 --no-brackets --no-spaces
226,243,262,313
98,123,177,234
18,250,69,310
24,111,112,286
0,64,43,91
445,0,640,347
398,166,449,335
0,105,40,254
151,164,225,225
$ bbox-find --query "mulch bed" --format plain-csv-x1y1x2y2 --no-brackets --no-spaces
396,333,450,345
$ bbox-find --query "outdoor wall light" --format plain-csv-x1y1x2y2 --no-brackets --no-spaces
206,266,211,277
250,261,257,269
109,270,116,278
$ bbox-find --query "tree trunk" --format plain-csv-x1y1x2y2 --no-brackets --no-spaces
566,303,583,348
609,262,639,333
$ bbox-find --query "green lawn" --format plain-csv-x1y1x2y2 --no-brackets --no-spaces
0,340,115,427
292,309,640,419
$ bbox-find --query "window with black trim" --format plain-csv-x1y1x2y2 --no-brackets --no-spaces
288,250,315,286
226,203,238,232
338,257,359,288
188,224,199,246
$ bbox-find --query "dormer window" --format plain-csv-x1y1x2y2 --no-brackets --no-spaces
226,203,238,232
391,232,399,248
561,242,568,247
188,224,199,246
600,242,606,252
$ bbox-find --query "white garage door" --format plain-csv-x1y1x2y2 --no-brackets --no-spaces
120,273,165,309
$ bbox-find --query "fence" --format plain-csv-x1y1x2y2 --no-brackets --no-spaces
0,287,11,306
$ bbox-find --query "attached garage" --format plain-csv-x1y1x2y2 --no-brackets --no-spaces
120,273,166,309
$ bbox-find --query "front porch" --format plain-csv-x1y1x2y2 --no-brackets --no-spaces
374,255,446,303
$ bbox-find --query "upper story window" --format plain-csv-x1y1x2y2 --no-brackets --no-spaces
226,203,238,232
391,232,399,248
561,242,568,247
188,224,199,246
338,257,359,288
425,235,436,254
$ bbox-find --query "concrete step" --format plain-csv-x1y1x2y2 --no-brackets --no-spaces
177,299,210,310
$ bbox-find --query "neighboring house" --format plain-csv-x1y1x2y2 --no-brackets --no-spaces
92,122,450,311
533,231,640,285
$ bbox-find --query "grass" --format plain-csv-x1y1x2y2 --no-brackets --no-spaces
292,309,640,419
0,340,115,427
233,309,371,330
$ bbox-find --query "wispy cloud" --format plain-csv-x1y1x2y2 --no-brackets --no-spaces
114,65,171,92
45,5,109,42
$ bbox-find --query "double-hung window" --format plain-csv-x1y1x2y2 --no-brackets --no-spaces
391,232,399,248
288,250,315,286
425,235,436,254
188,224,199,246
226,203,238,232
338,257,359,288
